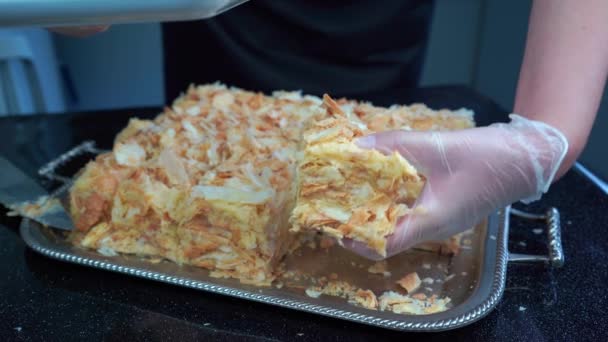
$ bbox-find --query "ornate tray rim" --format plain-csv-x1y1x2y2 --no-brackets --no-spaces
19,208,509,332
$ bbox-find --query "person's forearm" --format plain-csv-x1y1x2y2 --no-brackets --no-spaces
514,0,608,178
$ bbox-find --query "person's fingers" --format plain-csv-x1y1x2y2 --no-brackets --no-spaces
356,130,429,155
343,176,469,259
48,25,110,37
355,130,453,176
341,180,438,260
384,186,439,256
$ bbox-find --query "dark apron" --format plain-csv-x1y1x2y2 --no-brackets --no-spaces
162,0,434,102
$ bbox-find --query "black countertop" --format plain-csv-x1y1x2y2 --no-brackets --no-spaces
0,87,606,341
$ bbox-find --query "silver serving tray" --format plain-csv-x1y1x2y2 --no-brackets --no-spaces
19,142,565,332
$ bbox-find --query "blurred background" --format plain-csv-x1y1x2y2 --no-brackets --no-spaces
0,0,605,181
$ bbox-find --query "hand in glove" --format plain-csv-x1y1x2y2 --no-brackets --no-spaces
348,114,568,259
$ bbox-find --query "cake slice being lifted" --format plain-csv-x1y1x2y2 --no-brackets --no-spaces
290,95,426,257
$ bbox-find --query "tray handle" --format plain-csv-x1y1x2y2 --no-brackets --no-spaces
508,207,564,268
38,140,106,183
37,140,107,199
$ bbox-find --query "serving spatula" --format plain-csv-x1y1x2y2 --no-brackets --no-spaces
0,156,74,231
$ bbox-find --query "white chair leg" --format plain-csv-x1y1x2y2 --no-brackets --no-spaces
0,35,46,115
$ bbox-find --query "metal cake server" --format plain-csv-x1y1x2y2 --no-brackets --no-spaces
0,156,74,231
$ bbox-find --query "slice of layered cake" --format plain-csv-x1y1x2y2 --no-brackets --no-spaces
290,95,426,257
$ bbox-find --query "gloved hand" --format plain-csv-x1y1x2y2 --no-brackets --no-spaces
347,114,568,259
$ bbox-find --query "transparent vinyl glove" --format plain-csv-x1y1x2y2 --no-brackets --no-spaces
348,114,568,259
